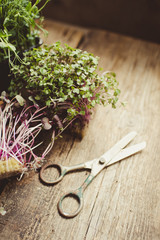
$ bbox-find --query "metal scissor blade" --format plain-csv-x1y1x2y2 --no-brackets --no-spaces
101,131,137,165
106,141,146,166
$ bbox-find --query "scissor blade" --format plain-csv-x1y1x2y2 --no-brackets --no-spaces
106,141,146,166
101,131,137,165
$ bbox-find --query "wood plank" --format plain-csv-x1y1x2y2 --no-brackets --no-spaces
40,19,85,47
0,19,160,240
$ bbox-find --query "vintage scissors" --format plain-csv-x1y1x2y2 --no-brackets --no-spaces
40,131,146,218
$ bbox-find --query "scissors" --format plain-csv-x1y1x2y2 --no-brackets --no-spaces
40,131,146,218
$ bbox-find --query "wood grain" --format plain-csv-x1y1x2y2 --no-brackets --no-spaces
0,19,160,240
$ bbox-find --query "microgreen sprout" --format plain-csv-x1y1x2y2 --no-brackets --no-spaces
0,94,54,178
9,42,121,135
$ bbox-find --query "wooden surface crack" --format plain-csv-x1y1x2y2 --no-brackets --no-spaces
84,173,106,239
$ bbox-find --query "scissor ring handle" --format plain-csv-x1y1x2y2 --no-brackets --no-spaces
58,190,83,218
40,163,63,184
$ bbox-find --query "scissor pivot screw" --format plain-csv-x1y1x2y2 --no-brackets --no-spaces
99,158,105,164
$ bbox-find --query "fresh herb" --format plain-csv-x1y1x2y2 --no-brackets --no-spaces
9,42,121,136
0,93,54,178
0,0,49,64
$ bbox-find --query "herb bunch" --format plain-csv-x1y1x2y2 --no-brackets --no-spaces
9,42,120,134
0,0,49,63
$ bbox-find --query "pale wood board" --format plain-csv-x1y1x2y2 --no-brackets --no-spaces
0,19,160,240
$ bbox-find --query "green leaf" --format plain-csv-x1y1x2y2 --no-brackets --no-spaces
15,95,26,106
114,89,121,96
40,68,47,75
46,100,51,106
80,110,85,115
35,95,41,100
73,88,79,94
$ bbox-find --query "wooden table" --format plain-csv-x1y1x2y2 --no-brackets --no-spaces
0,19,160,240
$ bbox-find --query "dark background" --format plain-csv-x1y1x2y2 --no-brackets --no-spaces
42,0,160,43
